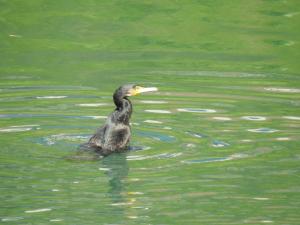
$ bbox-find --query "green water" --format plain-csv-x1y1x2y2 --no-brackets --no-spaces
1,0,300,224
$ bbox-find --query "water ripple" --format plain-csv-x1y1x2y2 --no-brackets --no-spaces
282,116,300,120
275,137,291,141
127,152,182,161
0,85,96,91
185,131,207,138
182,153,247,164
76,103,108,107
0,125,40,133
0,114,106,120
241,116,266,121
39,134,90,146
1,217,23,222
212,117,232,121
36,96,67,99
137,131,176,142
150,71,267,78
247,128,279,133
25,208,52,213
178,108,216,113
144,109,171,114
143,120,163,124
50,219,63,222
212,140,230,148
264,87,300,93
140,100,168,104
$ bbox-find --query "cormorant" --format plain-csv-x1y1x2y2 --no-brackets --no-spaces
87,84,158,156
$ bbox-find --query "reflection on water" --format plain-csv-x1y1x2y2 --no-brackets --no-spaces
185,131,207,138
0,114,107,120
212,140,230,148
1,0,300,224
143,119,163,124
212,116,232,121
283,116,300,121
0,125,40,133
36,96,67,99
41,134,90,146
264,87,300,93
127,152,182,161
177,108,216,113
144,109,172,114
247,128,279,133
25,208,52,213
137,130,176,142
140,100,168,104
241,116,267,121
101,154,129,204
76,103,108,107
1,79,299,223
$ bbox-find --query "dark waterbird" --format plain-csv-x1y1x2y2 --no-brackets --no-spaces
85,84,158,156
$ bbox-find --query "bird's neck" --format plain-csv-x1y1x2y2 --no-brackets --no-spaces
113,97,132,124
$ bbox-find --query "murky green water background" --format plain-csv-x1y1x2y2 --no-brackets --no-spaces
1,1,300,224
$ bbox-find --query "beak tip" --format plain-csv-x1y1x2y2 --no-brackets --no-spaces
140,87,158,93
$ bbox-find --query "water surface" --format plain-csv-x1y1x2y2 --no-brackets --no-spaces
1,1,300,224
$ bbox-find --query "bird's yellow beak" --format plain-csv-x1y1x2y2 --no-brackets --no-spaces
129,86,158,96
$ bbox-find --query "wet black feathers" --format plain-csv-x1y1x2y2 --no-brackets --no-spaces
87,85,135,156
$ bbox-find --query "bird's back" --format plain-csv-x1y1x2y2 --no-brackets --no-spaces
88,119,131,155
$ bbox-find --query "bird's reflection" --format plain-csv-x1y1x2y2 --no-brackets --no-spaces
69,147,141,222
67,147,129,203
101,153,129,203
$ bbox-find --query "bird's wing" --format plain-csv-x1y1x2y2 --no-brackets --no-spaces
88,125,107,147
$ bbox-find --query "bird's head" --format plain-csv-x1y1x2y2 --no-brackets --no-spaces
117,84,158,97
127,85,158,96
